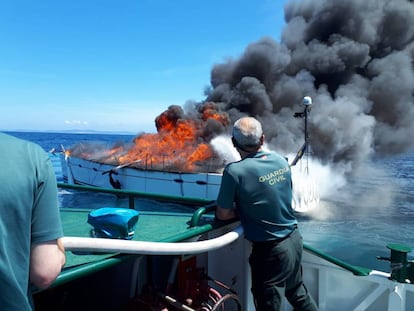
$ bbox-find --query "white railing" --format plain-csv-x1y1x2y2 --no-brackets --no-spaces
62,226,244,255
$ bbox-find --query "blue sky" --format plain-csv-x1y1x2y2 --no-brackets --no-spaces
0,0,288,133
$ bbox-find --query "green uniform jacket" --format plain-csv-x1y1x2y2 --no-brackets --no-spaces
0,133,63,310
217,150,297,242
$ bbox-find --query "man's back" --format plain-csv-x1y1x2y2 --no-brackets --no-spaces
217,149,297,242
0,133,64,310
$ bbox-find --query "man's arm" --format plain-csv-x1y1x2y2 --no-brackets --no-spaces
30,239,66,289
215,205,237,221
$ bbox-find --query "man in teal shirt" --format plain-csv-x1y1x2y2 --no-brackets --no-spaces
216,117,317,311
0,133,66,310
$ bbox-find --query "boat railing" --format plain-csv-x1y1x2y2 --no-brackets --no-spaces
57,183,392,280
303,243,372,276
62,226,244,255
189,201,217,227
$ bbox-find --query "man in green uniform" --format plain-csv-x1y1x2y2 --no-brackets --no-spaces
0,133,66,310
215,117,317,311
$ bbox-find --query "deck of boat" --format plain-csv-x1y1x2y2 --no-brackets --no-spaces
32,184,414,311
57,208,213,272
33,203,223,310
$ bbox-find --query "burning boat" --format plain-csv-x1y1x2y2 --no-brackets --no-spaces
59,103,231,201
59,99,319,212
60,153,223,201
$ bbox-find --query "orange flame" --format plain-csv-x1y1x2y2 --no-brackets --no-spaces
118,103,229,172
69,102,230,172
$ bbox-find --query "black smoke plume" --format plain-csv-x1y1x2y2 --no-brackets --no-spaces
203,0,414,170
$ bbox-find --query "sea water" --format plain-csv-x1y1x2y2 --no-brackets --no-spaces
4,131,414,272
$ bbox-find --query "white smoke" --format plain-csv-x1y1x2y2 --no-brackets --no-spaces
210,135,241,165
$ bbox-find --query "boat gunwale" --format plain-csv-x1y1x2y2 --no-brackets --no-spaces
58,182,215,207
65,154,224,175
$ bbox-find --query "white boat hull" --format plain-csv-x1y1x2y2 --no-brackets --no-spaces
207,234,414,311
60,154,321,212
300,251,414,311
60,154,222,200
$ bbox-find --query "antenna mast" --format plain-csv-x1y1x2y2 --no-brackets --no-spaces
290,96,312,174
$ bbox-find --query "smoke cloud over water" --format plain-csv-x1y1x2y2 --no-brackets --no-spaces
201,0,414,214
208,0,414,167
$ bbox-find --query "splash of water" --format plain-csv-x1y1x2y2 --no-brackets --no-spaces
211,138,330,214
289,155,349,217
291,170,320,213
210,135,241,166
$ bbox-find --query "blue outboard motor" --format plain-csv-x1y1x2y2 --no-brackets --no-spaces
88,207,139,240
